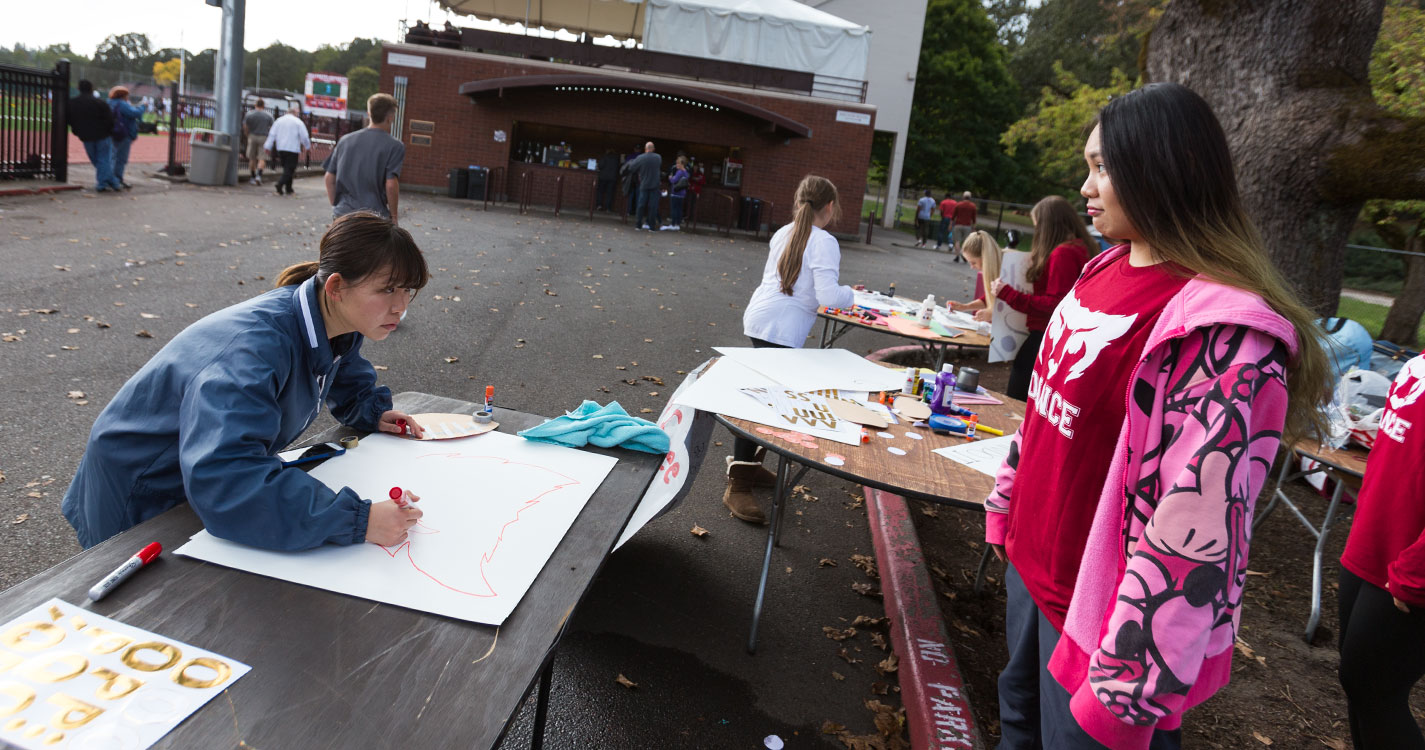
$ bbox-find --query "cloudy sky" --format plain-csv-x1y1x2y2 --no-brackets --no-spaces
1,0,478,56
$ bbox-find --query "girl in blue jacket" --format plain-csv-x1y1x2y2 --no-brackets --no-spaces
63,213,430,551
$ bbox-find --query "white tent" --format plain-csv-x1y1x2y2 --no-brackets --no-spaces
641,0,870,82
437,0,871,83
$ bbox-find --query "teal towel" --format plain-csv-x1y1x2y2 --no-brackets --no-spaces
517,400,670,454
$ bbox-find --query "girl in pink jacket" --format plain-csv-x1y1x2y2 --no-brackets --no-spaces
985,82,1332,749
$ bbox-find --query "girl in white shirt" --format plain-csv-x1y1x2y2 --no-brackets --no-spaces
727,175,854,523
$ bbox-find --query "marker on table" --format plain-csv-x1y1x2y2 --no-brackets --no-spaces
389,487,414,509
88,542,161,602
975,423,1005,437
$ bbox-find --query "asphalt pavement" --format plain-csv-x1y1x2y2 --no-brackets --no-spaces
0,172,981,749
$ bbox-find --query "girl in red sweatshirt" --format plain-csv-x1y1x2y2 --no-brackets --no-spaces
993,195,1095,400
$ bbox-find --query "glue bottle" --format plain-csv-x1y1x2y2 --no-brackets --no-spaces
917,294,936,327
928,364,957,415
901,366,917,395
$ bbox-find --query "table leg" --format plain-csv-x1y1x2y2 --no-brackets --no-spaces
748,458,790,654
1305,480,1347,643
819,318,831,348
530,656,553,750
1253,451,1295,531
934,344,946,372
774,461,811,549
973,546,994,594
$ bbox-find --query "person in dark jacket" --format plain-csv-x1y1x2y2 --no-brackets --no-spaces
596,149,620,211
108,86,145,189
626,141,662,230
62,213,431,551
69,80,121,192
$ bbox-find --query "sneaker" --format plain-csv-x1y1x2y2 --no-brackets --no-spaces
641,224,652,230
121,182,132,190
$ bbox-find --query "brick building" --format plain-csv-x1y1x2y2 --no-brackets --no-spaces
379,41,876,234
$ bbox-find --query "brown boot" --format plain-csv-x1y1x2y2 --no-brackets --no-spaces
723,461,768,524
726,455,777,488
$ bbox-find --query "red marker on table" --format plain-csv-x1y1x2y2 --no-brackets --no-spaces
88,542,162,602
389,487,413,509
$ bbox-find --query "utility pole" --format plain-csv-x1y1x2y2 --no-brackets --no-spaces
214,0,246,185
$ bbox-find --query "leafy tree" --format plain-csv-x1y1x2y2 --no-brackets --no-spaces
244,42,311,93
1002,63,1133,192
1368,0,1425,345
345,66,380,110
983,0,1030,51
94,33,152,69
184,50,218,95
1007,0,1156,113
904,0,1023,195
153,57,182,86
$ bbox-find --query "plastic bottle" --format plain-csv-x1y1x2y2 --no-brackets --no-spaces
929,364,957,415
917,294,936,327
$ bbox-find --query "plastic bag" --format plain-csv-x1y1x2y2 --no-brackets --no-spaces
1325,369,1391,449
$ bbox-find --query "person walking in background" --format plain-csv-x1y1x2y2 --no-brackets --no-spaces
243,98,275,186
936,192,958,253
665,156,690,231
915,189,936,248
596,149,620,211
993,195,1094,400
987,82,1331,750
626,142,662,231
324,94,405,224
731,175,854,522
68,80,120,192
107,86,144,190
1338,351,1425,750
265,108,311,197
952,190,978,259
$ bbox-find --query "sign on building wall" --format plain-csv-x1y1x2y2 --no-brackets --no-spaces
305,73,349,119
387,53,427,69
835,110,872,126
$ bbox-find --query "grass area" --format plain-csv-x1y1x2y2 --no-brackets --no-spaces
1337,296,1425,342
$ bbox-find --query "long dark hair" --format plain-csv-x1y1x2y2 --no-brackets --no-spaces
275,212,429,293
1095,82,1330,444
777,175,840,295
1026,195,1095,283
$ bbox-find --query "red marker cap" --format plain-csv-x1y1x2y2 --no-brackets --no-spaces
137,542,162,564
389,487,403,500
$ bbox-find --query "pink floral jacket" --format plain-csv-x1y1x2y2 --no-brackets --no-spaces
985,246,1295,749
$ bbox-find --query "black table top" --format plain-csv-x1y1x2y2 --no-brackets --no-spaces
0,392,661,750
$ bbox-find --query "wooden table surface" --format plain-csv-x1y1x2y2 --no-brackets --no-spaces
0,392,661,750
1293,440,1371,479
818,306,992,350
718,391,1025,509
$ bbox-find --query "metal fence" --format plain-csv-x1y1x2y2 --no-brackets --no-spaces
0,60,69,182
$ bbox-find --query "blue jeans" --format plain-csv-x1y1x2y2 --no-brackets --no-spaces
637,188,659,228
998,564,1182,750
670,194,685,226
82,139,120,190
111,137,132,184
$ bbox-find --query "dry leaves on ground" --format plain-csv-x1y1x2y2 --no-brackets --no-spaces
690,525,709,537
136,330,153,338
823,626,857,642
615,674,637,689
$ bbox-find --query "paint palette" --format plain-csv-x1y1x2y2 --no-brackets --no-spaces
404,413,499,440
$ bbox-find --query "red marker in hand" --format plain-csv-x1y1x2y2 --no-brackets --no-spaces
396,419,409,436
389,487,413,509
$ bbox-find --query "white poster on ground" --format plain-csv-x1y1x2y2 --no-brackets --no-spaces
0,598,249,750
989,250,1032,364
712,346,905,393
176,432,617,626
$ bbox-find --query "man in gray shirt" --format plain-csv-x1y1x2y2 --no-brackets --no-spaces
323,93,404,224
623,142,662,230
242,99,274,186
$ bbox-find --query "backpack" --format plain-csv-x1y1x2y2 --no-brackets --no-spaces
109,100,128,140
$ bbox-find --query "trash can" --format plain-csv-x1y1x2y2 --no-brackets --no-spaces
448,167,470,199
465,166,488,200
738,196,754,230
188,129,234,186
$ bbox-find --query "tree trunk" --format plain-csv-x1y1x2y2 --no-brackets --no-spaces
1381,227,1425,346
1144,0,1425,316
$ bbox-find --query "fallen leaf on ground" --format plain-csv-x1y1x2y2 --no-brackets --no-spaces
690,525,709,537
870,632,888,651
639,408,653,414
1253,731,1273,745
818,558,838,568
67,391,85,400
136,330,153,338
875,653,899,676
851,582,880,597
615,674,637,689
823,626,857,641
866,699,906,738
837,648,861,664
821,721,846,734
444,356,459,363
140,313,159,319
592,354,604,359
870,681,890,695
373,365,388,371
921,505,939,518
850,554,878,578
831,672,845,681
851,615,886,628
13,514,29,525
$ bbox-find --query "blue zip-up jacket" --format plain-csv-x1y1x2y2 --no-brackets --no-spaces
62,277,392,550
109,99,144,141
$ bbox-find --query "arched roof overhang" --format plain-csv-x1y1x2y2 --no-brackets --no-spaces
458,74,812,138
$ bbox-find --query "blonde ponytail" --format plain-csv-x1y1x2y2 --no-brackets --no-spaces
776,175,839,296
961,231,1002,306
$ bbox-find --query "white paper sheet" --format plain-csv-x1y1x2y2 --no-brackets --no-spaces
0,598,249,750
933,307,983,331
673,357,862,445
932,435,1016,476
176,431,617,626
852,290,918,314
712,346,906,393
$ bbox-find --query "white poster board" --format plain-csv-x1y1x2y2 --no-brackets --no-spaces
932,435,1015,476
176,432,616,626
989,250,1032,364
673,358,863,445
0,598,249,750
713,346,905,393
